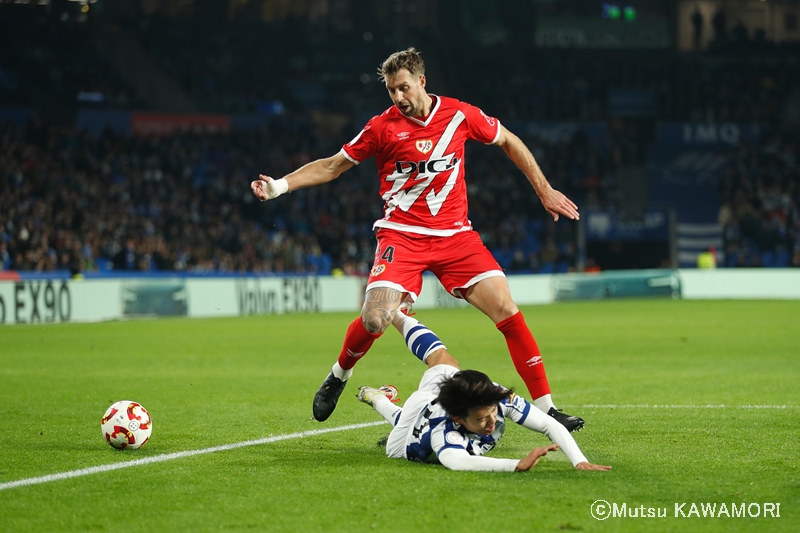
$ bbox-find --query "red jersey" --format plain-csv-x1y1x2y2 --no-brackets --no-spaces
340,95,501,236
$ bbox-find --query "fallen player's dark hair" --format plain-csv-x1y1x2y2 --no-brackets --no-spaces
435,370,513,420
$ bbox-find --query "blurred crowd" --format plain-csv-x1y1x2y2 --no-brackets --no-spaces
718,126,800,268
0,115,366,275
0,114,600,275
1,2,799,275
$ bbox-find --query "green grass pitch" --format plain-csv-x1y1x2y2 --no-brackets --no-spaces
0,299,797,532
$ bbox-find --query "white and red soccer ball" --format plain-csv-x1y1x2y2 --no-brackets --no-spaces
101,400,152,450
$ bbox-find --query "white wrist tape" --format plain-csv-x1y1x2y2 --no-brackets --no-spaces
264,178,289,199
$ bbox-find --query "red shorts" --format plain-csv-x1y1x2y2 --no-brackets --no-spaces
366,229,505,301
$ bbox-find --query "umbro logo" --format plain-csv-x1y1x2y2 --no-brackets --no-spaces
397,132,410,139
347,349,365,358
525,356,542,367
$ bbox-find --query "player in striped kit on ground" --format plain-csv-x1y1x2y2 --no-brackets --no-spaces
356,312,611,472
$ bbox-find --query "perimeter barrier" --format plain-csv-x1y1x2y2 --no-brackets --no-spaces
1,269,798,325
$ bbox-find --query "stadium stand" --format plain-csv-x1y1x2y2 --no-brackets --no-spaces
718,126,800,268
0,7,142,114
1,1,798,275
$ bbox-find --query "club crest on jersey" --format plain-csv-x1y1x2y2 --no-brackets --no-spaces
415,139,433,154
370,264,386,277
445,432,463,445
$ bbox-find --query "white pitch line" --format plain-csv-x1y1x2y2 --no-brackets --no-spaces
563,404,795,409
0,421,386,492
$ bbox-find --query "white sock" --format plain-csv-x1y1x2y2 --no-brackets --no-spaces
372,395,402,426
331,362,353,382
533,394,556,413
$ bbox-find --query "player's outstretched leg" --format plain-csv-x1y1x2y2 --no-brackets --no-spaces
357,385,402,426
312,368,349,422
496,312,585,432
462,278,585,432
314,289,406,421
313,313,383,421
357,385,400,405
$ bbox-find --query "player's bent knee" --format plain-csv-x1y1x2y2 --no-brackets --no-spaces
487,294,520,321
497,302,520,321
362,313,390,334
480,302,519,324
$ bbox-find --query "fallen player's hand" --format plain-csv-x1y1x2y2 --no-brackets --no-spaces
515,444,559,472
251,175,289,201
575,461,612,471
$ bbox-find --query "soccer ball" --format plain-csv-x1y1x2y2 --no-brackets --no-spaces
101,400,152,450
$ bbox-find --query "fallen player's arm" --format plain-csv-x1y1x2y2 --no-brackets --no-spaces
437,448,521,472
514,444,559,472
527,415,589,467
575,461,612,471
509,398,610,470
437,445,557,473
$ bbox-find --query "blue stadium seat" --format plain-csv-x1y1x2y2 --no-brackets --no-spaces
96,258,113,271
491,249,512,270
525,220,543,234
319,254,332,275
524,234,541,253
305,254,321,272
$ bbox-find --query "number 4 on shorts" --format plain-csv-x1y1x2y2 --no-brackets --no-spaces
381,246,395,263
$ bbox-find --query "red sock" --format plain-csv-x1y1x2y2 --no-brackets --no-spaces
337,317,382,370
496,311,551,399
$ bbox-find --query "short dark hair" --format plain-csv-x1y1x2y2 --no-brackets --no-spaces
378,47,425,81
435,370,513,420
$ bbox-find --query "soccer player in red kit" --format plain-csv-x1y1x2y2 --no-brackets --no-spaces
251,48,584,431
